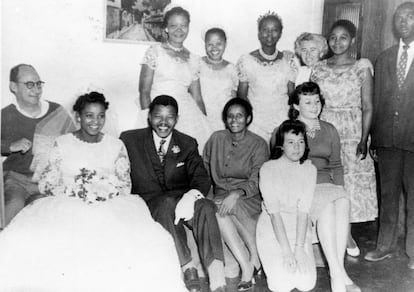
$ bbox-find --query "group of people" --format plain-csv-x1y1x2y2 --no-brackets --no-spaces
1,2,414,292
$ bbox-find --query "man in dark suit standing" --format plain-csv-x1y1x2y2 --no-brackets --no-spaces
120,95,225,292
365,2,414,269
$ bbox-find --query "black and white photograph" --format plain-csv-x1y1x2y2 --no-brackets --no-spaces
2,0,414,291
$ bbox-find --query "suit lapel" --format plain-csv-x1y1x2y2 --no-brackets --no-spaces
388,46,399,88
164,131,181,180
143,129,161,182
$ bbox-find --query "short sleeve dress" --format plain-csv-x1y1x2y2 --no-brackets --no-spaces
237,52,296,143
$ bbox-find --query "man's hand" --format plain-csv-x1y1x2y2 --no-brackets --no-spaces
218,190,243,216
10,138,32,153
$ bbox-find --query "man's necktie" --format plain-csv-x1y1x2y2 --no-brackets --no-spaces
397,45,409,89
157,139,166,164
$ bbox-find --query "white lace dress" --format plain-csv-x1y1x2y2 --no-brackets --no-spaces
140,44,213,151
0,133,185,292
200,59,238,131
237,53,296,143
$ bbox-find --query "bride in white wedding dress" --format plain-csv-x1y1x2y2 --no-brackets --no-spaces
0,92,186,292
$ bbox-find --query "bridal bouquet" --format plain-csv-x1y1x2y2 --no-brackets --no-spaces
70,168,119,203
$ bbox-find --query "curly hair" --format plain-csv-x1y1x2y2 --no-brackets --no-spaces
288,82,325,120
73,91,109,113
257,11,283,31
330,19,357,38
163,6,190,27
294,32,328,58
222,97,253,126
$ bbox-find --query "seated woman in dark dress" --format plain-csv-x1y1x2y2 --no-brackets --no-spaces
203,98,269,291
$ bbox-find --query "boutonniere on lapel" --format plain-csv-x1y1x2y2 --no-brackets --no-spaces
171,145,181,154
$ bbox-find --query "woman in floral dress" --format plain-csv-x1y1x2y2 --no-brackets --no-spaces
0,92,185,292
237,12,296,143
311,20,377,253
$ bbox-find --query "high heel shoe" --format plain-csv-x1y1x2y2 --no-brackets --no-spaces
237,280,253,291
253,266,265,281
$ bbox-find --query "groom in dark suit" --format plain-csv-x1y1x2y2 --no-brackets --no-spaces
120,95,225,292
365,2,414,269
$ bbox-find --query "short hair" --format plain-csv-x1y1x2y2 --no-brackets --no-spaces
222,97,253,126
163,6,190,27
270,119,309,164
288,82,325,120
294,32,329,58
149,95,179,115
257,11,283,31
396,1,414,12
73,91,109,113
330,19,357,39
205,27,227,42
9,64,35,82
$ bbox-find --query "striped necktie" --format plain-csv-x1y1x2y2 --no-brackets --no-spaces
157,139,166,164
397,45,409,89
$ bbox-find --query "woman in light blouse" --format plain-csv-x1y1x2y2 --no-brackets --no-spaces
203,97,269,291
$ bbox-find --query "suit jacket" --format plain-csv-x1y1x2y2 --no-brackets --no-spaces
120,127,211,202
371,44,414,151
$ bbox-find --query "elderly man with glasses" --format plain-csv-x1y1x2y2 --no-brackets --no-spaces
1,64,75,225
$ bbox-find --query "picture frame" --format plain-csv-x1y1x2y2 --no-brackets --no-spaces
105,0,171,43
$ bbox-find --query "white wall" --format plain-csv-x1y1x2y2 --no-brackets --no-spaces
2,0,323,133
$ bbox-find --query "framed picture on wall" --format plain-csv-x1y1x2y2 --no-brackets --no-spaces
105,0,171,43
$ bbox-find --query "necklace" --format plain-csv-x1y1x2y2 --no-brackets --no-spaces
166,41,184,52
259,48,278,61
206,55,224,65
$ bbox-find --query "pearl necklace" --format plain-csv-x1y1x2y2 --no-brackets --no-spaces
166,41,184,52
259,48,278,61
206,55,224,65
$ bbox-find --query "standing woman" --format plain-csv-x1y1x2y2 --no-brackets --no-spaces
257,119,317,292
139,6,212,151
200,27,238,131
311,19,377,254
237,12,296,143
203,98,269,291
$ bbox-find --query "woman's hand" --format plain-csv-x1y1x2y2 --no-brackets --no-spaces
282,251,297,274
295,247,311,274
218,190,242,216
356,140,368,160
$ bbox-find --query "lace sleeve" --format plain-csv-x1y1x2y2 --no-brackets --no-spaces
190,54,201,81
141,45,158,70
236,55,249,82
37,140,65,196
229,63,239,91
357,58,374,82
114,143,132,195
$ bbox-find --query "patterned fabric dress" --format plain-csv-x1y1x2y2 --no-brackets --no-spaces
0,133,185,292
141,44,213,151
200,59,238,131
311,58,378,222
237,52,296,143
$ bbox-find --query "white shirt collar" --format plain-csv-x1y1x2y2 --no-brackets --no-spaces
398,39,414,77
12,99,49,118
152,131,172,151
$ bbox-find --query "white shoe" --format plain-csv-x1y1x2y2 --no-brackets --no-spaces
346,246,360,257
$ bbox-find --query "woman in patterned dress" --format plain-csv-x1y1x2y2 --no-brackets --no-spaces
311,19,377,255
237,12,296,143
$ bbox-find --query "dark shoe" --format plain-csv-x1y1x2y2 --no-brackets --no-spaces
253,266,265,281
364,248,394,262
237,280,253,291
408,258,414,269
183,267,201,292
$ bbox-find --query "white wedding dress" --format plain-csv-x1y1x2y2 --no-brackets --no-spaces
0,133,186,292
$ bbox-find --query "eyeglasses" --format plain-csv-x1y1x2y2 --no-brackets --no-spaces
16,81,45,89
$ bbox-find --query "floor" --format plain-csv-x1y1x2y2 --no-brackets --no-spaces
202,221,414,292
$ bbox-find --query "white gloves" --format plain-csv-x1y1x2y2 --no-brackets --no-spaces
174,189,204,224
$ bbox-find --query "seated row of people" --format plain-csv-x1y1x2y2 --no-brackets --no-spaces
0,60,358,292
